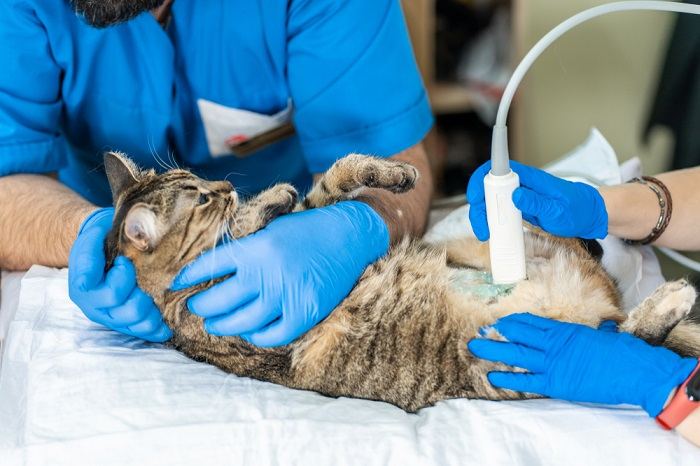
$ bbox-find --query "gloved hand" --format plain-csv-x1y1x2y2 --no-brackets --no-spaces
171,200,389,347
468,313,698,416
466,161,608,241
68,208,172,342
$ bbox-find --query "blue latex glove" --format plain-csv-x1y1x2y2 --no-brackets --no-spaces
466,160,608,241
68,208,172,342
468,313,697,416
171,200,389,347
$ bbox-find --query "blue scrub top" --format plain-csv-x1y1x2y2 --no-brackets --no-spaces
0,0,433,206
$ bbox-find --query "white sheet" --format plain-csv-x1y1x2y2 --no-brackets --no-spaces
1,266,699,466
0,271,23,341
0,271,24,369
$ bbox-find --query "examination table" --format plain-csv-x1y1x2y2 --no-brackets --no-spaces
1,131,699,465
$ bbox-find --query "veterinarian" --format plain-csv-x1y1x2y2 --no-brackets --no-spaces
468,161,700,446
0,1,433,345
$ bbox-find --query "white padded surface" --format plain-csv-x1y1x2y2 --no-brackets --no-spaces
0,264,698,465
0,129,697,465
0,271,23,343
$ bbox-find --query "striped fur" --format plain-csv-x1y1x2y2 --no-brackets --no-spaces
103,152,700,412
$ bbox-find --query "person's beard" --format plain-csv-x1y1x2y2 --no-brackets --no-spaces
72,0,165,28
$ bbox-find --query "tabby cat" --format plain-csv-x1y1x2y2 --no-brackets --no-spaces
103,151,700,412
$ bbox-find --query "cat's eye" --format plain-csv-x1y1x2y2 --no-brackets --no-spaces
197,193,209,205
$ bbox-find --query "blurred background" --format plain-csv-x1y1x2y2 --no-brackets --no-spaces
401,0,700,281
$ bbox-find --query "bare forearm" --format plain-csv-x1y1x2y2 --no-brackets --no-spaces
600,168,700,250
676,406,700,447
0,175,96,270
661,386,700,447
356,143,433,241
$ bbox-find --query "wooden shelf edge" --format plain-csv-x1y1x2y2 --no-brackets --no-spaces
429,82,477,115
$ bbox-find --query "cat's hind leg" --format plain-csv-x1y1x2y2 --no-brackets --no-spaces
621,279,700,358
229,184,298,237
663,318,700,358
620,280,697,346
300,154,418,210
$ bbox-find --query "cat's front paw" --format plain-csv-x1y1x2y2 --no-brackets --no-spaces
260,184,298,221
357,159,418,194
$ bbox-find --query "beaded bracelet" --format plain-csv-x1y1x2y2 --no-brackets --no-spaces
623,176,673,246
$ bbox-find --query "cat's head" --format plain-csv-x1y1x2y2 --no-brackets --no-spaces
103,151,238,277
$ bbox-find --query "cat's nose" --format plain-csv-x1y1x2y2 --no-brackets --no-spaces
212,180,233,192
229,190,238,203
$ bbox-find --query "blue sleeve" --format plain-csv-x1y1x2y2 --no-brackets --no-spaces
0,0,64,177
287,0,434,173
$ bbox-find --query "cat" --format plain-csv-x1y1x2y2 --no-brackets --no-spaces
103,151,700,412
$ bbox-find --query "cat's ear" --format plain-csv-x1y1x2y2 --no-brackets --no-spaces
104,151,142,201
124,204,163,252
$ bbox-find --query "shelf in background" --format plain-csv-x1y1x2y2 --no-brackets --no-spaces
429,81,476,115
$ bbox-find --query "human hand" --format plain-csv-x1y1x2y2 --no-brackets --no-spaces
68,208,172,342
171,201,389,347
468,313,697,416
466,161,608,241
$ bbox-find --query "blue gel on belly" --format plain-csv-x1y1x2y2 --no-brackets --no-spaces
448,269,515,299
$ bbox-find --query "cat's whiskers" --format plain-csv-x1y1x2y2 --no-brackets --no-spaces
223,172,245,183
219,215,243,265
226,214,237,237
213,209,245,268
146,137,163,170
153,151,167,170
198,213,226,282
226,215,239,239
218,217,232,245
166,148,181,170
225,200,243,239
147,137,174,172
205,213,241,278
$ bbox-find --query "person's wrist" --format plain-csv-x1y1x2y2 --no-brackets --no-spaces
642,357,697,417
581,184,609,239
600,182,658,241
662,387,679,411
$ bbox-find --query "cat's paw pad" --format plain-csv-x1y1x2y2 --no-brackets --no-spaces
261,184,298,219
276,184,298,204
357,161,418,193
646,279,696,321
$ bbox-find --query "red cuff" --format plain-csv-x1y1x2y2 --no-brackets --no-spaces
656,360,700,430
